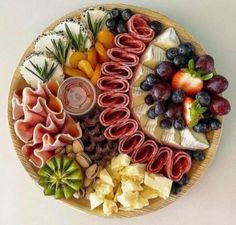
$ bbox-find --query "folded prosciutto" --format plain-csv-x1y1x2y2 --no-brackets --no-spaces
102,62,133,80
104,119,138,140
97,91,130,108
114,33,146,55
12,80,82,168
107,48,139,67
99,107,130,126
147,147,191,182
119,130,145,154
127,14,155,43
97,76,130,93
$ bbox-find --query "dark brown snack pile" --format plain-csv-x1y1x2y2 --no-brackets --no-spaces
79,106,118,166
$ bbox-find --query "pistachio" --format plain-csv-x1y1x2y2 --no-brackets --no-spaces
67,152,76,158
85,164,99,179
66,144,73,153
75,152,92,168
83,177,94,188
73,139,84,153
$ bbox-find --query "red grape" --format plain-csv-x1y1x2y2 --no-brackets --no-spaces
151,82,171,101
155,61,178,81
164,102,182,118
195,55,214,73
204,75,228,94
209,95,231,116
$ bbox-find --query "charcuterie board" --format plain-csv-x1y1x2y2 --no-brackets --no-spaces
8,4,230,218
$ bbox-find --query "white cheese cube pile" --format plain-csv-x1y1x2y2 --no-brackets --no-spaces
88,154,173,216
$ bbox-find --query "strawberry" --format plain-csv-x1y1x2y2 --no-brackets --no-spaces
183,97,207,127
172,59,213,95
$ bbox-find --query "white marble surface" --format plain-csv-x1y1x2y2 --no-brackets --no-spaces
0,0,235,225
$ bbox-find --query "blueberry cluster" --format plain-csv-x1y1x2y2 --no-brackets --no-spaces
171,174,189,195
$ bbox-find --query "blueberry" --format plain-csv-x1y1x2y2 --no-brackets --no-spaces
178,174,189,186
160,119,172,129
208,118,222,131
106,18,117,30
193,119,208,133
203,110,214,119
121,9,133,22
109,8,120,19
116,22,127,33
145,73,160,86
140,80,152,91
149,21,162,35
145,95,154,105
173,55,188,68
171,89,185,103
173,117,185,130
178,42,195,57
192,151,205,161
154,102,165,115
147,106,157,119
166,48,179,60
171,183,182,195
195,91,211,106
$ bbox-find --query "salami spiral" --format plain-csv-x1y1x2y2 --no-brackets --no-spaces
114,33,146,55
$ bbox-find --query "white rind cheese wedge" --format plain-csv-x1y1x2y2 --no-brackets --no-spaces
132,65,154,87
20,53,64,89
161,127,182,149
141,45,166,70
180,128,209,150
153,27,180,50
54,19,94,50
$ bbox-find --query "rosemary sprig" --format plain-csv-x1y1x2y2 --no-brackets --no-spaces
65,23,88,52
25,60,57,83
46,39,71,65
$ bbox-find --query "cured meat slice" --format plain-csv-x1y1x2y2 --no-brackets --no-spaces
107,48,139,67
102,62,133,80
127,14,155,43
104,119,138,140
97,91,129,108
99,107,130,126
147,146,173,174
119,130,145,154
131,140,158,163
114,33,146,55
168,151,191,182
97,76,130,93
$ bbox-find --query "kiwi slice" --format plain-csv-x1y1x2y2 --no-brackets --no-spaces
38,156,83,199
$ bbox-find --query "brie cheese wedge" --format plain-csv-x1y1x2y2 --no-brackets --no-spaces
153,27,180,50
132,65,154,87
161,127,182,149
180,128,209,150
141,45,166,70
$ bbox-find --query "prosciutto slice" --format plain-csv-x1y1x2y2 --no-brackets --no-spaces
97,76,130,93
97,91,129,108
12,80,82,168
127,14,155,43
102,62,133,80
104,119,138,140
107,48,139,67
114,33,146,55
119,131,145,154
99,107,130,127
131,140,158,163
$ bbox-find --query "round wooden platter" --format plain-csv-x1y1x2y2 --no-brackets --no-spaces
8,3,222,218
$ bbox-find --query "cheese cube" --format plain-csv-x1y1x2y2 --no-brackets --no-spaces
103,199,118,216
89,192,104,210
99,169,114,187
111,154,131,170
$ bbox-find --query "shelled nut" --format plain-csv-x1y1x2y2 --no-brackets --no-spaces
66,144,73,154
73,139,84,153
75,152,92,168
85,164,99,180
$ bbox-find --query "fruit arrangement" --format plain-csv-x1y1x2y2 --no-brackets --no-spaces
10,5,231,217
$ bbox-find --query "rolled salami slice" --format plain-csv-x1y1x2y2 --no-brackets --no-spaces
114,33,146,55
146,146,173,174
97,76,130,93
107,48,139,67
99,107,130,126
104,119,138,140
131,140,158,163
168,150,192,182
119,130,145,154
97,91,129,108
127,14,155,43
102,62,133,80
